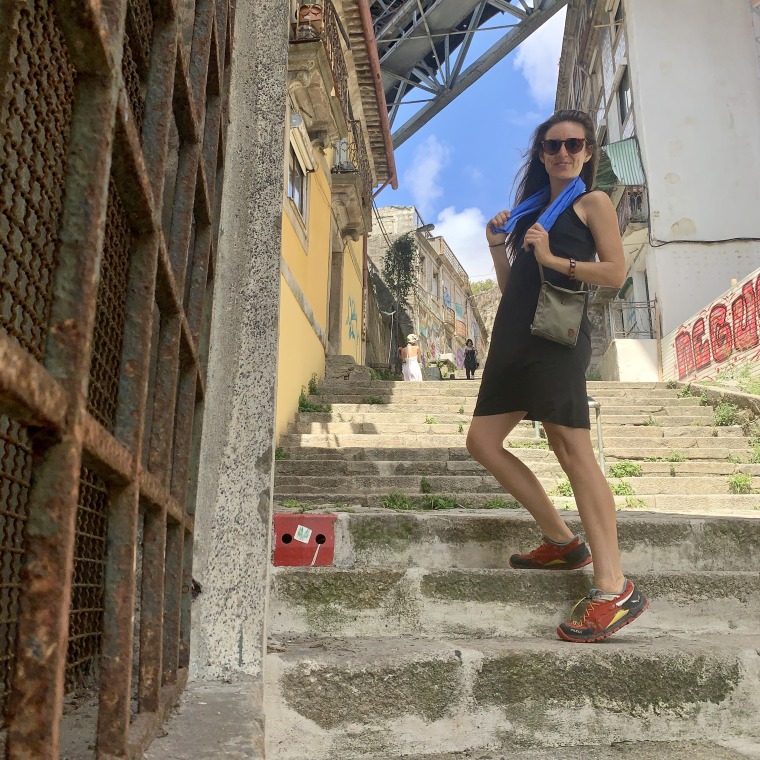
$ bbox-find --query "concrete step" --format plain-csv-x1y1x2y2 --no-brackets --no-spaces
289,422,745,438
274,493,760,514
274,511,760,571
275,446,751,464
280,433,751,451
311,393,705,407
264,634,760,760
295,412,718,426
359,743,760,760
322,402,714,415
276,459,760,477
270,568,760,639
319,381,679,395
273,474,760,496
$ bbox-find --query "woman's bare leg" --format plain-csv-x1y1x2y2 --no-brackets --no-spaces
466,413,574,543
543,422,625,594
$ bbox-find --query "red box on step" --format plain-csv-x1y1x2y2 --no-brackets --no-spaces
273,514,337,567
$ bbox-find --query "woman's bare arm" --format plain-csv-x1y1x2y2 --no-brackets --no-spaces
485,210,512,293
525,191,625,288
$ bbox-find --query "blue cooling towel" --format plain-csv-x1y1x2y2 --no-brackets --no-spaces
491,175,586,236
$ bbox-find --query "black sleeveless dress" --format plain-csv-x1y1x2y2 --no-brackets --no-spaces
473,203,596,429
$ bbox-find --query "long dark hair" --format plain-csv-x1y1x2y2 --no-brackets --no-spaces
506,110,599,262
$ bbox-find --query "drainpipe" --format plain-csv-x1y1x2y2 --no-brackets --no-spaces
357,0,398,192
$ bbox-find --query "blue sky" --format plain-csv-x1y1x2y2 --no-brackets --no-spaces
375,7,567,282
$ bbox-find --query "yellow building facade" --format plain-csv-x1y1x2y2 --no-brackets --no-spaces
277,0,395,438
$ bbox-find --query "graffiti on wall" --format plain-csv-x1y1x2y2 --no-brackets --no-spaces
662,267,760,380
345,295,358,342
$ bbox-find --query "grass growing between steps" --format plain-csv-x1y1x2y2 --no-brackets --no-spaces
727,473,755,495
381,492,522,511
608,461,643,477
382,493,459,511
298,388,332,413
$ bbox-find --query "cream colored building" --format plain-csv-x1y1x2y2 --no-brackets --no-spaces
368,205,488,373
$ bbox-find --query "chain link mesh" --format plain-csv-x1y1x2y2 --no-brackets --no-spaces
0,417,32,713
122,0,156,138
65,467,108,690
0,0,76,718
0,0,76,361
87,180,131,433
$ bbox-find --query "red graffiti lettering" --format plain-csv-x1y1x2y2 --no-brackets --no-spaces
692,318,711,369
674,331,694,379
709,304,732,363
732,282,758,351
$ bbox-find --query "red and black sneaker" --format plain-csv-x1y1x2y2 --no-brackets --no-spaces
557,579,649,643
509,535,592,570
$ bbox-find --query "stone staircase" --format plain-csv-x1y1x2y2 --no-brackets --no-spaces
265,379,760,760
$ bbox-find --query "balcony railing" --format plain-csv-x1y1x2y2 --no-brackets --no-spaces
608,299,657,340
617,186,648,232
291,1,372,208
332,119,372,208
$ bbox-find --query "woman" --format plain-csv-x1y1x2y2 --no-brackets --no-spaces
400,334,423,382
466,110,648,643
463,339,478,380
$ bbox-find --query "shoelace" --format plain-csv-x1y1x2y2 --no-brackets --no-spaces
568,594,598,625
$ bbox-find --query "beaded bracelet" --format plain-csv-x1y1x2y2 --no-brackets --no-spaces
569,258,577,279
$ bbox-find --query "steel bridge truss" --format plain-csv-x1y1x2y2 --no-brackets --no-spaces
369,0,569,147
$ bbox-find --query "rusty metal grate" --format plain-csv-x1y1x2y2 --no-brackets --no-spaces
122,29,146,137
0,0,238,755
65,468,108,690
0,416,32,711
122,0,156,138
87,180,132,433
0,0,76,361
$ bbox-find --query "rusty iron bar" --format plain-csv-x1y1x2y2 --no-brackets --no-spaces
138,504,167,713
4,0,128,754
161,521,184,686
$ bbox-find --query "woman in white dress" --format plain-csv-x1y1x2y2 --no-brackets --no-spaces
400,334,423,382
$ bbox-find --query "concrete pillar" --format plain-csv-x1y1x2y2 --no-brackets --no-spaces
190,0,288,680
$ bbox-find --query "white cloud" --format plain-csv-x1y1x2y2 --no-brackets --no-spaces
402,135,451,216
433,206,495,281
513,8,567,107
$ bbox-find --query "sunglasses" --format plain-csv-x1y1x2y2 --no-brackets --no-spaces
540,138,588,155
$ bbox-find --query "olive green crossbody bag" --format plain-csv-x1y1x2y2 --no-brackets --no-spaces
530,263,587,348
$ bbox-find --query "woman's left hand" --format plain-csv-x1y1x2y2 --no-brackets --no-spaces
523,223,552,266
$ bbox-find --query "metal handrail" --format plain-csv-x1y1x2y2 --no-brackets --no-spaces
608,299,656,340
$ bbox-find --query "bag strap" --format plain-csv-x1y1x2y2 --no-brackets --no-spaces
537,261,587,294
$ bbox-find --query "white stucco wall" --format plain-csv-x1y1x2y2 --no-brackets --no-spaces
646,242,760,335
626,0,760,243
623,0,760,335
598,338,659,382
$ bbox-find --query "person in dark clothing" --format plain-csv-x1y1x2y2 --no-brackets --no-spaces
465,110,648,643
463,339,478,379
